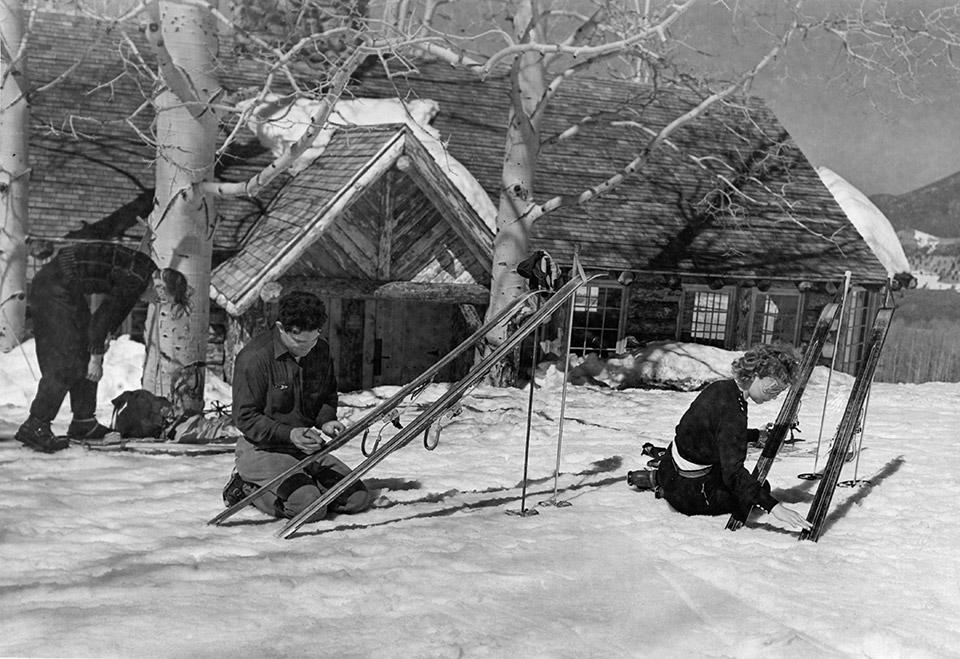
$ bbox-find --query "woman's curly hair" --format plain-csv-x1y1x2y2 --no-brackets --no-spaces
731,343,800,388
159,268,193,320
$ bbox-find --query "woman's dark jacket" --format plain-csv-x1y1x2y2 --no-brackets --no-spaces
672,379,778,513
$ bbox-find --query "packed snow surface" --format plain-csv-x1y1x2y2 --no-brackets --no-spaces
1,338,958,658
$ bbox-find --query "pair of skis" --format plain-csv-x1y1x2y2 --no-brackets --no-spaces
209,271,598,536
799,307,894,542
206,286,540,527
725,301,841,531
725,303,894,541
273,271,601,539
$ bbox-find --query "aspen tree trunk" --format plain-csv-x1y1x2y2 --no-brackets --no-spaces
141,1,218,415
483,0,547,383
0,0,28,353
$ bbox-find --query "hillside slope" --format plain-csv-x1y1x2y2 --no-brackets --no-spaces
872,170,960,239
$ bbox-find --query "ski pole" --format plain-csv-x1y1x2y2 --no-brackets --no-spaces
541,284,579,508
811,271,851,477
840,385,873,487
510,322,540,517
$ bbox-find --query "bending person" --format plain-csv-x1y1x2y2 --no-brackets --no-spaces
224,291,373,522
16,243,189,452
629,343,811,531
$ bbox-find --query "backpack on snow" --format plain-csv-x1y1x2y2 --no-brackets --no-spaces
111,389,175,438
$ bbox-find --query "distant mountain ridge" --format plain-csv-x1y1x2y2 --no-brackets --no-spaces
871,170,960,239
868,171,960,289
896,230,960,290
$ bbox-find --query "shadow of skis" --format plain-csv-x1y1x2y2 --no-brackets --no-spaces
816,455,905,537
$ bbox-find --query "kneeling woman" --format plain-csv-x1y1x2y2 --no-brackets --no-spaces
648,344,810,530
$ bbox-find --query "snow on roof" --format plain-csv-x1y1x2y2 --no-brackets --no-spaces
243,95,498,233
816,166,911,277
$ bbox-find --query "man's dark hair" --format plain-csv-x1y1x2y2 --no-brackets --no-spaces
277,291,327,331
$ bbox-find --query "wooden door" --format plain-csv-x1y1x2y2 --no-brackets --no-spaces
369,299,460,388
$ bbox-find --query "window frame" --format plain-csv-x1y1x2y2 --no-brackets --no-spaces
568,281,629,357
747,288,803,346
833,288,877,374
678,285,735,348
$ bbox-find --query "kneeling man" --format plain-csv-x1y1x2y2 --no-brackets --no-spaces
224,291,372,521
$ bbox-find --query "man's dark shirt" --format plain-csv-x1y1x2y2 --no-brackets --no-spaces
41,244,157,355
232,327,338,449
674,379,778,512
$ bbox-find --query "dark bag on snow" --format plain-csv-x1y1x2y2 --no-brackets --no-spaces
111,389,175,438
517,250,559,292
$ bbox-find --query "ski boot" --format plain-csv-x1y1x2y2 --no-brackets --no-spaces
311,465,373,515
641,442,666,469
626,469,659,491
15,416,70,453
222,470,259,507
67,418,115,441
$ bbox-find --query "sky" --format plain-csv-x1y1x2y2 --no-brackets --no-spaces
35,0,959,199
757,64,960,198
686,0,960,197
419,0,960,198
1,335,959,658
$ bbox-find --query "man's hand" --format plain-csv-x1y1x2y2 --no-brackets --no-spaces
321,420,345,438
771,503,813,531
86,355,104,382
290,427,326,453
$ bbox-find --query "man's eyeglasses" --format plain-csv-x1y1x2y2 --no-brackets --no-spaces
280,326,320,344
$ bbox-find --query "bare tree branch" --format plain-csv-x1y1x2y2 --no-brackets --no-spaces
201,46,367,199
2,2,145,111
533,19,798,221
476,0,697,79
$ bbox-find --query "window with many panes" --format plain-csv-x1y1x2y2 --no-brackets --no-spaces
833,289,875,374
569,283,627,357
680,287,732,347
749,290,802,345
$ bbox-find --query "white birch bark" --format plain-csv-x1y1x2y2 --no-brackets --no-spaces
483,0,546,381
141,0,219,414
0,0,28,353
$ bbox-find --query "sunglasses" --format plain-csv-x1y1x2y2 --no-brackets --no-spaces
760,378,788,397
280,325,321,344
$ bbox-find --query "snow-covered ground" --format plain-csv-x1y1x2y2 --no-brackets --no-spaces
1,338,958,658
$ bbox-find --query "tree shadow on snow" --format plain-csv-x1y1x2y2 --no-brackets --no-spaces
576,455,623,475
215,516,277,528
366,477,421,492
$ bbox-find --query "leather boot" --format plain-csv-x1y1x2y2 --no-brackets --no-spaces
627,469,658,491
67,418,113,440
15,416,70,453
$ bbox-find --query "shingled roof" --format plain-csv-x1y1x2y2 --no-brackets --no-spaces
350,62,889,285
24,12,888,289
211,124,494,315
25,11,271,254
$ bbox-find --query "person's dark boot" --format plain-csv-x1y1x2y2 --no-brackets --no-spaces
308,464,372,515
222,470,258,507
67,418,113,441
627,469,659,491
15,416,70,453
